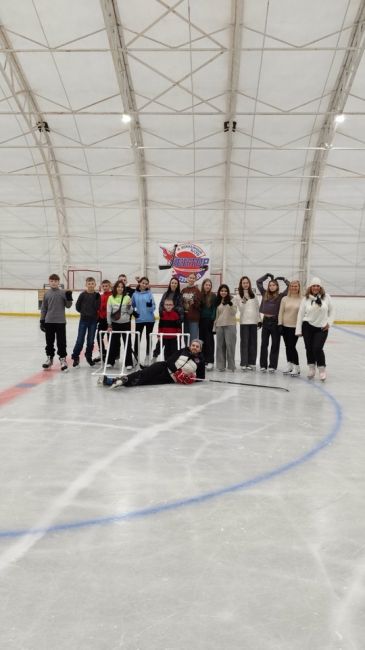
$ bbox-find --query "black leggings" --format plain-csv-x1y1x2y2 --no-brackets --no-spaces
109,322,133,365
282,326,299,365
260,317,281,369
302,321,328,366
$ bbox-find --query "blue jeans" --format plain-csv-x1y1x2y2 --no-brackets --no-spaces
72,319,97,358
183,320,199,342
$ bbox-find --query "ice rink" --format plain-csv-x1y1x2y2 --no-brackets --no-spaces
0,316,364,650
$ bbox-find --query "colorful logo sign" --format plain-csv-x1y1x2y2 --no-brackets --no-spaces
160,242,210,283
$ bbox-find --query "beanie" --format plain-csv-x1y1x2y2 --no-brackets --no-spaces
309,277,322,287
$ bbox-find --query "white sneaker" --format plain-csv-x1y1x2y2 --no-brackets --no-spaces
283,363,293,375
247,365,255,371
241,366,247,371
260,367,267,372
126,365,133,370
318,366,326,381
268,367,276,373
206,363,213,371
307,364,316,379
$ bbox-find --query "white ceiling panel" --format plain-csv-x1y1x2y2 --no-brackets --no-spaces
0,0,364,293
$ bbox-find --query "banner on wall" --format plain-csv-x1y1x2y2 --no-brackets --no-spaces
158,242,211,285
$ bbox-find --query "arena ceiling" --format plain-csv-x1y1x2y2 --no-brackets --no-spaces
1,0,365,293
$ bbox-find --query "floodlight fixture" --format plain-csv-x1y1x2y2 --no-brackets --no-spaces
334,114,345,124
121,113,132,124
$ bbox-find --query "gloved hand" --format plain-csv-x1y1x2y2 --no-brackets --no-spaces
65,290,73,301
133,310,140,319
267,273,274,280
257,321,262,329
40,319,46,332
277,325,283,335
146,301,152,308
275,276,285,282
173,369,196,384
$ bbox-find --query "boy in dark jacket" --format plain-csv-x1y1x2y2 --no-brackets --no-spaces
71,277,100,367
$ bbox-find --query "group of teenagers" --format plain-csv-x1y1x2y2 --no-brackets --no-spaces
40,269,334,389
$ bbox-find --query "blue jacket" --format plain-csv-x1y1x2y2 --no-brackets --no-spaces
132,289,156,323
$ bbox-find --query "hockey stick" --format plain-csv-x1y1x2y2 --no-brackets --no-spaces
158,244,178,270
195,378,289,392
159,243,209,272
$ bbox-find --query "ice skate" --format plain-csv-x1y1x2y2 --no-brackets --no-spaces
282,363,293,375
318,366,326,382
72,357,80,368
42,356,53,370
97,375,115,387
307,364,315,379
206,363,213,371
110,375,129,389
290,365,300,377
60,357,68,372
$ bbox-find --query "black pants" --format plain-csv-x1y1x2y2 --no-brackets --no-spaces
109,322,133,365
97,318,109,359
125,361,174,387
302,321,328,366
282,326,299,365
45,323,67,358
134,322,155,358
199,318,215,364
153,335,179,360
260,317,281,369
239,324,257,366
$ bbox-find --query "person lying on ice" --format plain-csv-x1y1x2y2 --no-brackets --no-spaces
101,339,205,388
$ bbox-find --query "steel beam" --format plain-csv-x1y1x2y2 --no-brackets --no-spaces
100,0,148,274
299,4,365,285
222,0,244,277
0,27,70,283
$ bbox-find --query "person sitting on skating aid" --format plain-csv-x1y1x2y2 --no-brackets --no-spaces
100,339,205,389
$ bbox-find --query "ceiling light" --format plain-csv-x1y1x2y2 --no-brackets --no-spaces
335,114,345,124
121,113,132,124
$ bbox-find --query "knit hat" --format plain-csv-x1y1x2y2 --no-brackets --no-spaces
309,277,322,287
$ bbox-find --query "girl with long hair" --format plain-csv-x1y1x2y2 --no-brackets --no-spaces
106,280,133,368
278,280,302,376
234,276,260,370
199,278,216,370
295,277,334,381
256,272,289,372
131,276,156,364
214,284,237,371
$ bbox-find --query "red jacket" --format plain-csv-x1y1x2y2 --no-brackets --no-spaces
98,291,112,320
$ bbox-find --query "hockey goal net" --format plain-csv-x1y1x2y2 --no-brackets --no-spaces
67,268,102,291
